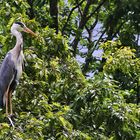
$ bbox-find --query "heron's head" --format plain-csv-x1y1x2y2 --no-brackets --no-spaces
11,22,36,36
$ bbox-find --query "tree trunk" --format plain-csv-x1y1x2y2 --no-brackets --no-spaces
49,0,58,34
27,0,35,19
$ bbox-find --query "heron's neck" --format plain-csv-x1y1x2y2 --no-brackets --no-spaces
10,30,23,59
13,30,23,47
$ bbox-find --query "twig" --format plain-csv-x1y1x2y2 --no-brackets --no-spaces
7,116,15,128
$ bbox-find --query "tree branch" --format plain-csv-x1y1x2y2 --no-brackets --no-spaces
85,15,98,42
62,0,85,34
71,0,107,56
110,21,125,39
87,0,107,20
71,0,93,56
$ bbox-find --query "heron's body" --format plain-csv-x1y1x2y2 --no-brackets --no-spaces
0,22,35,115
0,52,16,107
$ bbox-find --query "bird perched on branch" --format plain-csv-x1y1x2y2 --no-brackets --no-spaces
0,22,36,116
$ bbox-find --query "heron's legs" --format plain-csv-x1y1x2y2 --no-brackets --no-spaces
6,90,14,128
5,85,11,115
5,89,9,115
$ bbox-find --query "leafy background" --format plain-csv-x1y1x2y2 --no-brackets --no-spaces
0,0,140,139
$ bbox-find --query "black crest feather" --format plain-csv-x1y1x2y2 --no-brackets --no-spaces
14,22,25,27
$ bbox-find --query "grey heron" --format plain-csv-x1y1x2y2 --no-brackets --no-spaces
0,22,36,115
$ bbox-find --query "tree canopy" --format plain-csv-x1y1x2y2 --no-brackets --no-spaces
0,0,140,139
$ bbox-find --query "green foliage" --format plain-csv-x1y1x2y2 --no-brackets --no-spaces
0,0,140,139
101,40,138,74
100,40,140,104
68,73,140,139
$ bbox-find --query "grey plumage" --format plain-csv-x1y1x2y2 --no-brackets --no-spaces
0,53,16,107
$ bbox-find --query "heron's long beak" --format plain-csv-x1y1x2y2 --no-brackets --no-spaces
23,27,36,36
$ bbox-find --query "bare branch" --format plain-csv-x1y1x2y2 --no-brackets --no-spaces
94,29,106,50
85,15,98,42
